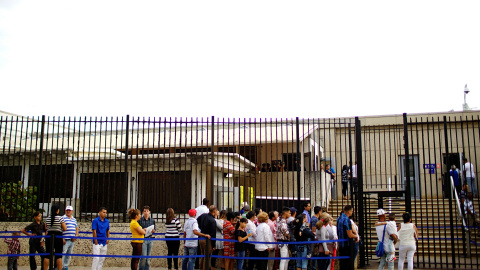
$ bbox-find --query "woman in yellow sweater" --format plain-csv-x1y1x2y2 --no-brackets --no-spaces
129,208,146,270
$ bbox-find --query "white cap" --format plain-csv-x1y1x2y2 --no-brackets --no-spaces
65,206,73,211
376,209,386,216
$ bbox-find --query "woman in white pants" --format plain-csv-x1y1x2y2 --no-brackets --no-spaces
397,212,418,270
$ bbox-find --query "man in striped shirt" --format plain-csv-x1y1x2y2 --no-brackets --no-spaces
62,206,78,270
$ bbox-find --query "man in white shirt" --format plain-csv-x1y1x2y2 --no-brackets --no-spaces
375,209,397,270
183,209,210,270
195,198,210,219
463,158,477,197
351,161,358,194
245,211,258,270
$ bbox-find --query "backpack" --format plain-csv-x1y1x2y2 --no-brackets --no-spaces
375,224,387,257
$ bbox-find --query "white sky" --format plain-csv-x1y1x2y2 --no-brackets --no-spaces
0,0,479,119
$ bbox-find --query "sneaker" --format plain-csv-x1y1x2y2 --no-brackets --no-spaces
387,255,396,263
306,253,312,258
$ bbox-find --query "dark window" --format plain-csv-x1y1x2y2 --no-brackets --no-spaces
138,149,171,155
217,146,236,153
138,171,191,215
240,146,257,164
80,172,127,214
0,166,22,184
175,148,210,154
29,164,74,203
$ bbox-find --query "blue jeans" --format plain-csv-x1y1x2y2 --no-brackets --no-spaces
378,252,394,270
139,239,153,270
296,245,308,269
467,177,477,196
182,246,197,270
237,250,245,270
62,239,75,268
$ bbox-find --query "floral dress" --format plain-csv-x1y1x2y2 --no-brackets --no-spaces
223,220,236,256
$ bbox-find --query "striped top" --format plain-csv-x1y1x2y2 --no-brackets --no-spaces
164,218,183,237
45,215,65,233
62,215,78,239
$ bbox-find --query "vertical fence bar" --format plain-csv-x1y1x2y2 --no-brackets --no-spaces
403,113,412,213
443,115,455,268
210,116,214,204
354,117,365,267
296,117,301,204
124,115,129,222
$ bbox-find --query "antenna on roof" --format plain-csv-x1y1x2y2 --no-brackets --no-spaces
463,84,471,111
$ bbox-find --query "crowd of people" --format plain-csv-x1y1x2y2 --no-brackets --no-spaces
3,200,361,270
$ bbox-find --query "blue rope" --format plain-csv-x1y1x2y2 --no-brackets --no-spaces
54,236,203,241
54,253,205,259
211,255,350,260
0,235,49,239
0,253,49,257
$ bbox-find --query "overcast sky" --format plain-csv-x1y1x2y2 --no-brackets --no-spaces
0,0,479,120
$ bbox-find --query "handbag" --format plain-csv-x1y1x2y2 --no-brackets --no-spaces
375,224,387,257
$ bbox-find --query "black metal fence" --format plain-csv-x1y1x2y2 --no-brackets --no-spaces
1,113,479,269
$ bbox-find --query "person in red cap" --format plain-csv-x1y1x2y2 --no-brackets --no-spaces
183,209,210,270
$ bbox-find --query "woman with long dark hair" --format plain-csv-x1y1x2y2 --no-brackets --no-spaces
165,208,183,270
223,212,237,270
43,204,67,270
129,208,146,270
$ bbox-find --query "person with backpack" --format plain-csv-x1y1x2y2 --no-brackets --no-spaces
375,209,398,270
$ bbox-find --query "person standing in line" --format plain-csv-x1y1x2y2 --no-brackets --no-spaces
196,198,210,219
129,208,146,270
213,210,226,270
195,198,210,269
397,212,418,270
43,204,67,270
92,207,110,270
276,208,290,270
183,209,210,270
22,211,47,270
235,218,253,270
463,158,477,197
341,165,350,200
375,209,397,270
336,205,357,270
245,210,258,270
255,212,275,270
139,206,155,270
351,162,358,194
197,205,218,270
62,206,79,270
223,212,237,270
266,211,277,270
4,231,21,270
325,164,336,200
310,206,321,234
165,208,183,270
302,203,311,224
315,216,331,270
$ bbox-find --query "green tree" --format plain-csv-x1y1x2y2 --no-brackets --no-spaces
0,181,42,221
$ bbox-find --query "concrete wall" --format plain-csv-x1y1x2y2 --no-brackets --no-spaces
0,222,187,268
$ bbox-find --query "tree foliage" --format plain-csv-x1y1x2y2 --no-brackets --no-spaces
0,181,43,221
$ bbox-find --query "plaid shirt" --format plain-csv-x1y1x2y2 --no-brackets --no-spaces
138,216,156,238
4,239,21,258
336,213,351,248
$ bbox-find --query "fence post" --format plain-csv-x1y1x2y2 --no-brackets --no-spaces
403,113,412,213
38,115,46,208
211,116,215,204
349,238,355,270
354,117,365,267
443,116,456,268
348,122,353,206
49,234,55,270
296,117,301,203
124,115,130,222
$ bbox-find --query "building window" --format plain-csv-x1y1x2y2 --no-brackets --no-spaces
29,164,74,203
138,171,191,215
80,172,127,214
0,166,22,184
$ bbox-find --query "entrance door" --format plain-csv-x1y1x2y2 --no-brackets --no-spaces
400,155,420,199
